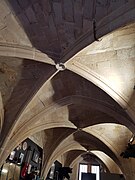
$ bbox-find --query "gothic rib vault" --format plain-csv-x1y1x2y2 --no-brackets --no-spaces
0,0,135,179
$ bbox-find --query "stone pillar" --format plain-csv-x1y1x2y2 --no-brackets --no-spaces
0,92,4,132
70,163,79,180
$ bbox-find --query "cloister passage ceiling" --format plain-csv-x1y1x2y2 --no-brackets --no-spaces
0,0,135,180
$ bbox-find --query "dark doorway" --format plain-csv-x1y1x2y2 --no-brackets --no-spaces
82,173,96,180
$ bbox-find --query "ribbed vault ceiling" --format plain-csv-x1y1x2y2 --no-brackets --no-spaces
0,1,135,179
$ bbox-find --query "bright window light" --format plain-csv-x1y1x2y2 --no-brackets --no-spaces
2,168,8,174
79,164,88,180
91,165,100,180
